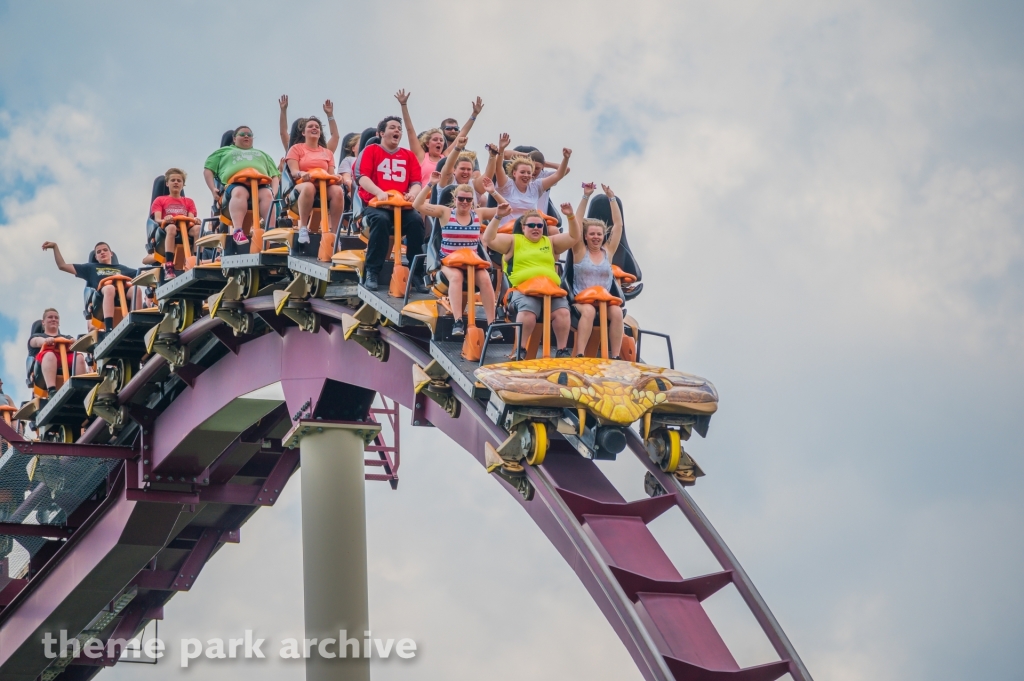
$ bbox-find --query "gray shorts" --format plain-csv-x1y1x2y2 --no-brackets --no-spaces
508,290,569,318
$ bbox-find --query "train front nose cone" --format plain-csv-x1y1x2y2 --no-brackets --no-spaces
596,426,627,455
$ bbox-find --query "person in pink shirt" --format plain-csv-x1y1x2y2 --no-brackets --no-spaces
285,117,344,245
150,168,198,279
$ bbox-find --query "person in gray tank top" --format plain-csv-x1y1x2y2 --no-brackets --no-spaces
571,183,625,358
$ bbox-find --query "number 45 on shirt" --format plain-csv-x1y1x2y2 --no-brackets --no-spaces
377,158,407,182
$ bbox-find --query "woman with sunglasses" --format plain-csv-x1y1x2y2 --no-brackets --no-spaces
395,90,484,185
571,183,625,358
285,116,345,244
413,173,511,338
482,203,581,359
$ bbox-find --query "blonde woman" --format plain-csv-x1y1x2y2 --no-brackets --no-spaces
571,183,624,358
483,133,570,231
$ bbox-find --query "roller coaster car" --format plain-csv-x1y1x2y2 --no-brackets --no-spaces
476,358,716,480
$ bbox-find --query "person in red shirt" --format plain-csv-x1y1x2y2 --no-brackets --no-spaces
151,168,198,279
285,117,345,245
357,115,426,291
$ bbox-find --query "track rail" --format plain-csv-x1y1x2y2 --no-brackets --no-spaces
0,297,809,681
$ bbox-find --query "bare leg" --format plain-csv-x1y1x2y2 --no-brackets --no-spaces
229,185,250,232
552,307,571,350
442,267,465,320
164,222,178,258
476,269,496,324
101,285,116,318
259,187,277,228
574,304,596,356
40,353,58,389
327,184,345,233
296,183,316,227
608,305,624,358
517,310,537,353
74,353,88,375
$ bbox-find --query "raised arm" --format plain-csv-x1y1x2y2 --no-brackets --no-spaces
540,148,572,192
395,89,425,162
474,142,500,195
550,202,581,254
323,100,340,152
572,183,596,261
439,136,467,187
445,98,483,157
493,133,511,187
603,184,623,256
412,172,449,219
41,241,76,275
474,177,510,220
278,95,289,151
481,198,514,255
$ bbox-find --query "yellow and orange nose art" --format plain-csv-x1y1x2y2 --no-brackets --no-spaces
474,357,718,425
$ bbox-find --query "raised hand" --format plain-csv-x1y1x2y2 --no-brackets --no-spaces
496,201,511,217
279,95,288,110
471,97,484,117
429,170,441,185
562,147,572,159
559,202,573,217
497,133,510,151
601,183,615,199
323,100,334,117
454,135,468,150
394,89,410,106
480,176,495,193
582,182,596,197
41,241,57,251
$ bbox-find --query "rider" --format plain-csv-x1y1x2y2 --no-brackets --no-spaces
571,183,625,358
437,136,485,205
357,115,425,292
285,116,345,245
203,125,281,246
279,96,341,154
28,309,86,397
412,173,511,338
396,91,484,185
483,134,571,233
482,204,581,359
41,242,138,332
150,167,198,280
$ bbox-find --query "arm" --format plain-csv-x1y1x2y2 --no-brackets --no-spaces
286,158,307,182
40,242,76,275
474,142,501,194
359,175,388,203
439,136,466,187
323,100,340,152
445,98,483,156
493,133,511,188
603,185,623,256
572,183,596,260
473,176,508,220
550,202,581,254
203,168,221,203
29,335,52,349
481,196,514,255
412,173,449,219
540,148,572,192
279,95,289,151
395,89,424,161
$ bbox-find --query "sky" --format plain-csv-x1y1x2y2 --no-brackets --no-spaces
1,1,1023,679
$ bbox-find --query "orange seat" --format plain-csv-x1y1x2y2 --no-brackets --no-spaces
513,276,566,299
225,169,273,252
441,248,491,270
368,189,413,209
611,265,637,284
227,168,272,185
0,404,16,426
296,168,341,185
97,274,133,323
574,285,622,307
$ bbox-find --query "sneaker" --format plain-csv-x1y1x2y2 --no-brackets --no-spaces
297,226,310,244
163,262,176,280
489,327,504,341
232,230,249,246
452,319,465,337
47,386,57,398
555,348,572,358
363,272,379,291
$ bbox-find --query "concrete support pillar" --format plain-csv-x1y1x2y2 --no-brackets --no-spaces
289,420,380,681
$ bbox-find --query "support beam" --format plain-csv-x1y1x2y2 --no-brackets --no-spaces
291,420,380,681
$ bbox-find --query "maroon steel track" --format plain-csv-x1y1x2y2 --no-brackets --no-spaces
0,296,809,681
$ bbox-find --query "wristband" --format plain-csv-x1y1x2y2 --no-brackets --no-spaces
470,115,477,121
327,116,335,121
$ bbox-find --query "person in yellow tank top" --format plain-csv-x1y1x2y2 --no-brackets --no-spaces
482,204,581,359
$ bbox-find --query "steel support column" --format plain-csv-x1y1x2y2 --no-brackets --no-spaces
290,420,380,681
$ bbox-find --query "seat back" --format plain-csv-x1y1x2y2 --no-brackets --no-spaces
350,139,379,223
220,130,235,148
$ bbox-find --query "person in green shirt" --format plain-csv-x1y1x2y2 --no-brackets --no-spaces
203,125,281,245
482,203,581,360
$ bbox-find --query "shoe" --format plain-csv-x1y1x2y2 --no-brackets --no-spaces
489,327,504,341
163,262,176,280
297,226,310,244
452,319,465,337
515,347,529,361
363,272,379,291
47,386,57,398
555,348,572,358
495,305,506,321
232,230,249,245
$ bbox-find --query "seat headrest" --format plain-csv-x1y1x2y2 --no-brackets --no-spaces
358,127,377,152
220,130,235,148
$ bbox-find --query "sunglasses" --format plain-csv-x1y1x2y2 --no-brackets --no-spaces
444,126,459,131
524,222,545,229
235,132,253,138
455,196,473,203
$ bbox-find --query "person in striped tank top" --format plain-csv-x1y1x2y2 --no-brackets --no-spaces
413,173,511,338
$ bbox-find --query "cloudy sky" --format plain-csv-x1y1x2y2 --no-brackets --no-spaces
2,1,1023,679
